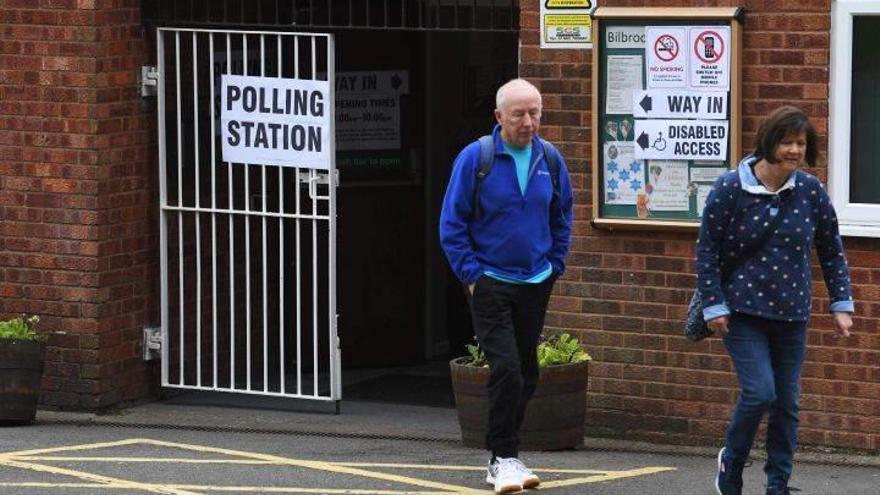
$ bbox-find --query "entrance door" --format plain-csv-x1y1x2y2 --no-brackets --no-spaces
155,28,340,402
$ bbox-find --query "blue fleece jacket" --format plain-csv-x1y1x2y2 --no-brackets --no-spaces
696,156,854,322
439,126,573,284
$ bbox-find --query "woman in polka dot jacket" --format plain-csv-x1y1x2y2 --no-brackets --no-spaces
696,107,854,495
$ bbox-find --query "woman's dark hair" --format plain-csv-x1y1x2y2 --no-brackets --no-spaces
753,106,818,166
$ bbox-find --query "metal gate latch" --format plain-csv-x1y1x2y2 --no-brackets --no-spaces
141,66,159,97
143,326,162,361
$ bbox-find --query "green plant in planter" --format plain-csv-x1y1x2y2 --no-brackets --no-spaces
0,315,45,423
464,332,591,368
0,315,44,342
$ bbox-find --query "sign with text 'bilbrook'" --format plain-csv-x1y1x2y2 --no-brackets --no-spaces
632,90,727,119
221,75,331,169
634,119,728,161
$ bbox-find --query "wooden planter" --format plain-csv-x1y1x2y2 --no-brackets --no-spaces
0,340,44,424
450,356,589,451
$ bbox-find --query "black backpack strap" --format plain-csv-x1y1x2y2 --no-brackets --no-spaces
473,135,495,219
539,138,562,209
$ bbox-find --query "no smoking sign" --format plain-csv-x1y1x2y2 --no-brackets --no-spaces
654,34,679,62
646,27,687,88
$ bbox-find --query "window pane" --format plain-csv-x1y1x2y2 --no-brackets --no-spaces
850,16,880,204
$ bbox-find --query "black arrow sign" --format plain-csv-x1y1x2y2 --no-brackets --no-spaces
391,74,403,90
637,131,650,150
639,94,652,113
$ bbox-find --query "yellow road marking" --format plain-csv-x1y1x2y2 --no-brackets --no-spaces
14,456,277,464
1,437,676,494
133,438,477,494
0,458,202,495
540,466,678,489
13,457,611,475
0,482,450,494
0,438,145,458
337,463,610,474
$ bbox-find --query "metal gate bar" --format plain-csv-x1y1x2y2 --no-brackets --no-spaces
157,27,339,401
143,0,519,33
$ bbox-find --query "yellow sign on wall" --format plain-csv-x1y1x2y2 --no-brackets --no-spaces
541,1,595,49
546,0,592,8
544,14,593,44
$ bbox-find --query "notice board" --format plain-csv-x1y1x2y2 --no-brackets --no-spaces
591,7,743,231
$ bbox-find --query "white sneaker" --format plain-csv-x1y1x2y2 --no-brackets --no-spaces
485,457,524,493
510,458,540,489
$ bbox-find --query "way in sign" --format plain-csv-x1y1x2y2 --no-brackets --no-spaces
632,90,727,120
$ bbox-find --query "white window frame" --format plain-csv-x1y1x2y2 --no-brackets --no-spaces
830,0,880,237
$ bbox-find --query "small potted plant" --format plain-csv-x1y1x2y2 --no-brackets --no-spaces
449,332,591,450
0,315,46,424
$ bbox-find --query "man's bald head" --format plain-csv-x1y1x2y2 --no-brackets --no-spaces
494,79,542,149
495,79,542,113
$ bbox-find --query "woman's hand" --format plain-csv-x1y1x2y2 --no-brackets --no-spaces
832,312,853,339
707,315,729,336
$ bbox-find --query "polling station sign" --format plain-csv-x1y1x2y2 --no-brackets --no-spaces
634,119,728,161
632,90,727,119
221,75,331,170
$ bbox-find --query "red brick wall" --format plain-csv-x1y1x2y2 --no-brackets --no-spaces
0,0,158,410
523,0,880,451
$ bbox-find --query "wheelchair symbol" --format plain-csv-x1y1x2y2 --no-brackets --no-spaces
652,132,667,151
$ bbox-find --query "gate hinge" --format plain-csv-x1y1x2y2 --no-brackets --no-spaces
141,65,159,97
143,326,162,361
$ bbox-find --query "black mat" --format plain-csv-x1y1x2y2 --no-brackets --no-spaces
343,374,455,408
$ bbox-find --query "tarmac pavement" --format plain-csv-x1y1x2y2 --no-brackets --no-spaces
0,395,876,494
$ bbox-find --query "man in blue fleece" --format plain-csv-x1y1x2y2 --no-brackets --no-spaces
439,78,573,494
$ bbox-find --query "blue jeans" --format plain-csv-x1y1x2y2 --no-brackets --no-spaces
723,312,807,488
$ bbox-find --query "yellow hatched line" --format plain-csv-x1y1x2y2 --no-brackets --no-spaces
14,456,275,464
14,457,611,475
0,482,451,494
0,438,145,458
0,458,202,495
337,463,611,475
539,466,678,488
132,438,477,494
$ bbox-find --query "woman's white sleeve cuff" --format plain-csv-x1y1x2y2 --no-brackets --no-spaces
703,304,731,321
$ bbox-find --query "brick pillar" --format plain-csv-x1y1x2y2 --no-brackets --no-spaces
0,0,158,410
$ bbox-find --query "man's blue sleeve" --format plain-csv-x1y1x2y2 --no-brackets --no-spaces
548,151,573,275
439,142,483,284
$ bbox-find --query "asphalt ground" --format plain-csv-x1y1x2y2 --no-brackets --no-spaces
1,421,878,495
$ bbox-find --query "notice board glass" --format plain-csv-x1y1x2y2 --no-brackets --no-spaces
591,8,743,231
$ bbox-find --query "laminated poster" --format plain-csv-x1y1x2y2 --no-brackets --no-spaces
605,55,644,115
646,160,689,211
696,184,713,217
690,165,727,183
604,142,643,205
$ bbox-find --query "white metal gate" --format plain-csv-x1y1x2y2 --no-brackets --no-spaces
156,28,340,402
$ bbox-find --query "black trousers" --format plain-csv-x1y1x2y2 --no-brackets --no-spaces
466,275,555,458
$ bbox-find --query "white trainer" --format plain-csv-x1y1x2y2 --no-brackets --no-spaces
485,457,524,493
509,458,540,489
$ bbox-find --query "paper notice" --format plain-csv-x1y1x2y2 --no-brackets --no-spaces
606,55,644,115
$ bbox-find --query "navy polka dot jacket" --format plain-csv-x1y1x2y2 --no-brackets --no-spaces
696,156,854,322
